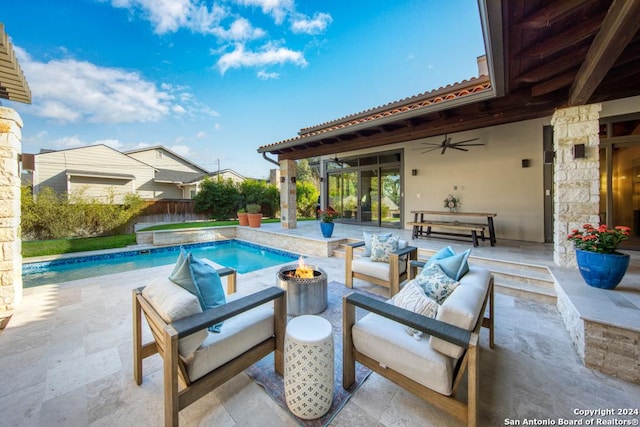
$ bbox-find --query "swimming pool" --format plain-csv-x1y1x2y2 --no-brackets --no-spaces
22,240,299,288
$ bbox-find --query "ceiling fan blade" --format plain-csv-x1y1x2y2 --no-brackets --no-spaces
455,143,485,147
450,146,469,151
451,138,480,145
441,146,447,155
419,146,442,154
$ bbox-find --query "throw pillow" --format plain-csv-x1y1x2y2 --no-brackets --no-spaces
414,264,460,304
370,234,399,262
169,248,205,306
434,248,471,280
363,232,392,257
393,281,439,339
424,246,456,267
189,255,227,333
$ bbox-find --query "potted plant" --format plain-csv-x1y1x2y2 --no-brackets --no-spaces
237,207,249,226
443,194,461,212
567,223,631,289
246,203,262,228
318,208,339,237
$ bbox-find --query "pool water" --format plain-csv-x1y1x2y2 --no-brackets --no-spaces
22,240,299,288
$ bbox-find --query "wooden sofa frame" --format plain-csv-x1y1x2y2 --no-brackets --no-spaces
345,241,418,296
133,267,286,427
343,276,494,427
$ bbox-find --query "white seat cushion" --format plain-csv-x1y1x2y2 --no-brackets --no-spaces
183,293,274,382
353,310,454,395
429,266,491,358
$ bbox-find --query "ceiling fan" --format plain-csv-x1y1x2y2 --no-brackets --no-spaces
414,135,484,155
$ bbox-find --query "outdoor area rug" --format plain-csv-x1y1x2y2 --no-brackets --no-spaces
245,281,384,427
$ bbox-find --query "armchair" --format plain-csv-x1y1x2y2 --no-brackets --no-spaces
343,266,494,427
345,239,418,296
133,267,286,427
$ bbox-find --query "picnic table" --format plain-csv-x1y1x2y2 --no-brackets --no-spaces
408,210,497,247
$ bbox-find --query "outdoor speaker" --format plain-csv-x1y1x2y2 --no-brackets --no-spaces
544,150,555,164
522,159,530,168
573,144,585,159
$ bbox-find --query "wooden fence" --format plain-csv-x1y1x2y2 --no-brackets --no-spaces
135,199,209,225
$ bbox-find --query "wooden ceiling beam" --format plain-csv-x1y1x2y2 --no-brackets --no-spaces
518,13,604,59
516,0,599,30
569,0,640,106
532,70,578,97
516,47,587,83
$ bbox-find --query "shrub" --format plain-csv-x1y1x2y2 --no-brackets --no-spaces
193,178,241,220
296,181,319,217
239,179,279,218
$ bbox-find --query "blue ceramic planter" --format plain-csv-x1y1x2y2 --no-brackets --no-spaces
575,249,630,290
320,222,334,238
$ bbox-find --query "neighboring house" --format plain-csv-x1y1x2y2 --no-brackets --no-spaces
22,144,245,203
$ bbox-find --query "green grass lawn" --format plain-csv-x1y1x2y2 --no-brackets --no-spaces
23,217,317,258
22,234,137,258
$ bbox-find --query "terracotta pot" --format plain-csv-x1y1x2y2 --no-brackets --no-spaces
237,212,249,226
248,213,262,228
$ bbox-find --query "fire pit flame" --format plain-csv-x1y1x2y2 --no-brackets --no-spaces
287,257,314,279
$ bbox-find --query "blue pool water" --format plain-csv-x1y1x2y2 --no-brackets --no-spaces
22,240,299,288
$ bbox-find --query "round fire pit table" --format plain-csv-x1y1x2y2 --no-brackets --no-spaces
277,265,328,316
284,315,334,420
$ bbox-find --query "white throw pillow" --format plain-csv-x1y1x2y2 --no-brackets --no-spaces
370,234,399,262
142,276,209,356
392,281,440,339
414,264,460,304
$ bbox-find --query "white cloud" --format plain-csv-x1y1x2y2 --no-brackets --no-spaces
15,46,210,124
110,0,227,34
195,131,206,138
291,12,332,35
213,18,266,41
235,0,294,25
170,144,191,156
217,42,306,74
257,70,279,80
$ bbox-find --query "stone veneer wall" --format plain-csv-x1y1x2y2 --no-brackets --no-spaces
0,107,23,317
279,159,296,229
556,282,640,384
550,104,602,268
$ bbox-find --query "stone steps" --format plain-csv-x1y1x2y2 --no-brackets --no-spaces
333,242,557,303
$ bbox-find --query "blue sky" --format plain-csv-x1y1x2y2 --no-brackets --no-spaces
3,0,485,178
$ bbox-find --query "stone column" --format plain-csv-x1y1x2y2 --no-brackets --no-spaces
0,107,23,323
550,104,601,267
279,159,297,229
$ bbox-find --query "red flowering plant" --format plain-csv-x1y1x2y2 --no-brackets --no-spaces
567,224,631,254
318,208,340,223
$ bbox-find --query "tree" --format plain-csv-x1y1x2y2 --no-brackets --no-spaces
193,178,241,220
296,181,319,217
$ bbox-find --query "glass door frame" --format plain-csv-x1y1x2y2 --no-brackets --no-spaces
323,150,403,228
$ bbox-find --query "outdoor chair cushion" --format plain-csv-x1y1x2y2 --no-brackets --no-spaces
141,276,208,357
182,292,274,382
351,238,409,281
352,307,454,395
430,266,492,358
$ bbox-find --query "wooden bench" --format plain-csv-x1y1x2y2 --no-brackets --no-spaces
407,221,486,247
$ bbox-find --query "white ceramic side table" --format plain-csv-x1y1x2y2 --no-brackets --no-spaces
284,315,334,419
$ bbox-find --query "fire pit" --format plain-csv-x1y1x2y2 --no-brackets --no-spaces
277,259,328,316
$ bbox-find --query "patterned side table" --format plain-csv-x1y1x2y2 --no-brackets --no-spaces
284,315,334,419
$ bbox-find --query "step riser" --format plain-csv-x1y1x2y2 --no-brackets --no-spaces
495,284,557,304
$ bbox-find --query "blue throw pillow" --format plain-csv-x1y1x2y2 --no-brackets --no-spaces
425,246,456,267
189,255,227,333
169,248,204,304
433,248,471,281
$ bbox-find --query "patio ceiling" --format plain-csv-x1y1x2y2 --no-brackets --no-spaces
0,24,31,105
259,0,640,161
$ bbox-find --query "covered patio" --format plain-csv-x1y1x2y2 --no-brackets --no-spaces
2,222,639,425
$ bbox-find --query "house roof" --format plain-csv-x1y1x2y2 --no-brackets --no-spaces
154,169,204,184
0,24,31,104
259,0,640,161
124,145,209,174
